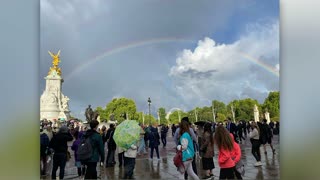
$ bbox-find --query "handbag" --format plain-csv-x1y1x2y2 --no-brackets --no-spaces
235,159,245,176
173,149,185,173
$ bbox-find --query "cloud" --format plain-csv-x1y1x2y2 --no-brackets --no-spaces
40,1,279,117
169,20,279,104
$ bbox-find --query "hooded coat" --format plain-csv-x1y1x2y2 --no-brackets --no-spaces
82,129,105,163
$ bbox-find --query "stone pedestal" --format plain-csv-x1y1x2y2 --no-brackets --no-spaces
40,70,70,121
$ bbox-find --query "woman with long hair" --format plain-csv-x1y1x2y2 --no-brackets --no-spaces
214,125,235,179
177,120,200,180
250,121,262,166
200,123,215,179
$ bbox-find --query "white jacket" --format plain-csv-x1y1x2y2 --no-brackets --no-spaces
124,144,138,158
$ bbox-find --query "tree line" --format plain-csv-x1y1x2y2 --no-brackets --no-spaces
93,91,279,125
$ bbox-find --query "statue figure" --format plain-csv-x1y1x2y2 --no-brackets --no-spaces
48,50,61,67
61,96,70,111
85,105,94,122
48,50,62,76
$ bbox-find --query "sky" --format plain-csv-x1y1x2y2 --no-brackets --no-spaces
40,0,279,119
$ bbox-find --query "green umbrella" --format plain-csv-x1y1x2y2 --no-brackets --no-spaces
113,120,141,150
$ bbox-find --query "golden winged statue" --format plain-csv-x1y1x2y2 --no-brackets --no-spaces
48,50,62,76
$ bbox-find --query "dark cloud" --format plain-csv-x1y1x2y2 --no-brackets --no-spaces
40,0,279,118
179,69,218,79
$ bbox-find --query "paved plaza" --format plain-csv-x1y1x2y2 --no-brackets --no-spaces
42,131,280,179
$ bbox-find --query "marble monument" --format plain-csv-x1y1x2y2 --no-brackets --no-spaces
40,50,71,121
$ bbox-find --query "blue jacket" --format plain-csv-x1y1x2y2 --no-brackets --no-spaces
180,132,195,162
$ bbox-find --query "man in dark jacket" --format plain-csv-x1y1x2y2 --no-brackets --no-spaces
261,119,276,154
226,118,238,143
49,125,73,179
105,123,116,167
40,127,50,176
82,120,105,179
160,125,168,148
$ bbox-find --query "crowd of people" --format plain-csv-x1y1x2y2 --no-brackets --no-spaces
40,117,279,179
170,117,279,179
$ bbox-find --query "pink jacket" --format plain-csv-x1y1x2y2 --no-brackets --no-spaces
230,133,241,164
218,147,235,168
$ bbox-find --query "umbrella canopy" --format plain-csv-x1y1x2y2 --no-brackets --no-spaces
194,121,209,126
113,120,141,150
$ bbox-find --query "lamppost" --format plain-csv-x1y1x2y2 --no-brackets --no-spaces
148,97,151,125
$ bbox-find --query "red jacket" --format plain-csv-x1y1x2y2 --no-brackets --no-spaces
218,145,235,168
230,133,241,164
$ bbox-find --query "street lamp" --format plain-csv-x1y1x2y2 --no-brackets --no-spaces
148,97,151,125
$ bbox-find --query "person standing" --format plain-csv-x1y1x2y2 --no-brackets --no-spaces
200,123,215,179
40,127,50,176
261,119,276,154
81,120,105,179
214,125,236,179
160,125,168,148
177,120,200,180
226,118,238,143
237,121,245,143
49,126,73,179
105,124,116,167
148,122,161,160
197,125,204,157
117,146,125,167
174,117,198,179
144,125,152,151
249,122,262,167
123,142,138,179
71,131,86,178
246,121,251,135
242,120,247,138
137,125,147,155
172,124,177,137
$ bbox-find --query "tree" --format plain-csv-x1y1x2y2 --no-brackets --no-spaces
212,100,227,115
105,97,137,124
194,106,213,122
262,91,280,120
158,107,167,125
227,98,260,122
168,110,187,125
216,113,226,122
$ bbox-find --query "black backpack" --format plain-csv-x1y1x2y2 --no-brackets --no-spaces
77,134,93,162
40,133,49,156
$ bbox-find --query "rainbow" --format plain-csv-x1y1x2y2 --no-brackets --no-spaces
64,38,279,80
64,37,195,80
239,53,279,77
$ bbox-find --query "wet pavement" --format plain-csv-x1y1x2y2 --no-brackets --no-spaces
42,131,279,179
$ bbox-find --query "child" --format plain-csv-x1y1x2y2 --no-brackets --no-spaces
71,131,85,177
123,143,138,179
214,125,235,179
